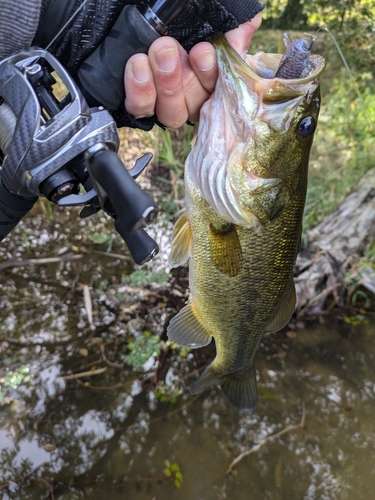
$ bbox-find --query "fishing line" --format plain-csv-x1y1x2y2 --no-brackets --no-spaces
315,26,374,129
44,0,91,53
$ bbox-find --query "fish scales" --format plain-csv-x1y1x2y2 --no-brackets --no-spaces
187,172,306,367
167,33,325,411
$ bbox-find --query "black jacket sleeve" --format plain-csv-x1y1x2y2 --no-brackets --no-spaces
34,0,263,129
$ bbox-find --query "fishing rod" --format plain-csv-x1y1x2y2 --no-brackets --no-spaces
0,0,195,265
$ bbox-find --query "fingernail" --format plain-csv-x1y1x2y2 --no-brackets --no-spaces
195,50,215,72
155,47,178,72
131,59,151,84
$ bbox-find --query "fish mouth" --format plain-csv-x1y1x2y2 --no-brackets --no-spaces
245,50,326,105
213,32,326,107
246,50,325,82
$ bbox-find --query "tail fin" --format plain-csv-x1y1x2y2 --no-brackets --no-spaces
190,364,258,412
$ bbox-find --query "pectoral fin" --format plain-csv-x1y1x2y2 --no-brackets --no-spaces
167,300,212,348
210,224,242,277
168,211,192,268
265,280,296,333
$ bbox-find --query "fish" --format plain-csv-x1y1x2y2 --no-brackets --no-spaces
167,33,325,411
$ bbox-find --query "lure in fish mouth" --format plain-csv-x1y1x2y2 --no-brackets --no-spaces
167,33,326,411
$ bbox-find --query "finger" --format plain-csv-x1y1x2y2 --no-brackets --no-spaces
225,13,263,60
124,53,156,118
175,44,212,123
188,41,218,95
147,37,189,128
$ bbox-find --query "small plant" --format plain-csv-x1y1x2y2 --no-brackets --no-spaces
126,331,161,371
154,382,181,404
88,230,114,251
167,341,191,358
0,365,31,397
164,460,183,489
343,314,369,326
124,269,169,287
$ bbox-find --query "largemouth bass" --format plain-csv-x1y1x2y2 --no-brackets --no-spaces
167,33,325,411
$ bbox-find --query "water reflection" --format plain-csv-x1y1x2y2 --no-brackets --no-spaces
1,213,375,499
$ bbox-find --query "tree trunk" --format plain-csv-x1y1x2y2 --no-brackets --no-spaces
277,0,308,29
295,168,375,314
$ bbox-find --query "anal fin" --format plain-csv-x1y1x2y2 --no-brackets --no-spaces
167,300,212,348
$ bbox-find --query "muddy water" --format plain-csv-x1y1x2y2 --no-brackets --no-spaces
1,211,375,500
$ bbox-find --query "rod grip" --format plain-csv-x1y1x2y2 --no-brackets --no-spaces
77,5,160,110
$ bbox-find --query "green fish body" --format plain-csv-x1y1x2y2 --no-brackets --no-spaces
167,34,325,411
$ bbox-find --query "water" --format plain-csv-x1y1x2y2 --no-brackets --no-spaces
1,210,375,500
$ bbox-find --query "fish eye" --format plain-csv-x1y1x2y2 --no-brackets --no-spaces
297,116,316,138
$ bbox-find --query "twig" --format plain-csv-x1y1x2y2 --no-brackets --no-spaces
100,344,123,368
0,337,73,347
299,282,341,315
89,249,133,262
37,477,55,500
0,253,83,271
76,379,128,391
179,364,208,382
83,284,93,326
0,477,55,499
226,403,306,475
60,367,107,380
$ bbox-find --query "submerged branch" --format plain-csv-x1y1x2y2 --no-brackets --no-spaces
60,367,107,380
0,247,132,272
226,403,306,475
100,344,124,368
37,477,55,500
0,252,83,270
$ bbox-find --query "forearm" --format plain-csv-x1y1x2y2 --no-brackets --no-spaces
0,0,42,59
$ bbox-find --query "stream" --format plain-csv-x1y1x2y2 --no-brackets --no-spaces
0,207,374,500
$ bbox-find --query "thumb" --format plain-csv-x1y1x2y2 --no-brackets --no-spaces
225,13,262,60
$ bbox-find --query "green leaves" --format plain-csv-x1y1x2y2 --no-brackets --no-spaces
124,269,169,287
164,460,183,489
154,382,181,404
0,365,31,397
126,331,161,371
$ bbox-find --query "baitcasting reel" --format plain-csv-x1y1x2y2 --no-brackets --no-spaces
0,48,159,265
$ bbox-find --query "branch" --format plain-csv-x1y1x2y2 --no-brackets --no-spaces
100,344,123,368
226,403,306,475
37,477,55,500
60,367,107,380
0,253,83,271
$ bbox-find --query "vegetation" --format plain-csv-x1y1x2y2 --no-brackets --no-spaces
260,0,375,229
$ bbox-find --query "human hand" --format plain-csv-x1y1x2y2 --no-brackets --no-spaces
124,13,262,128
